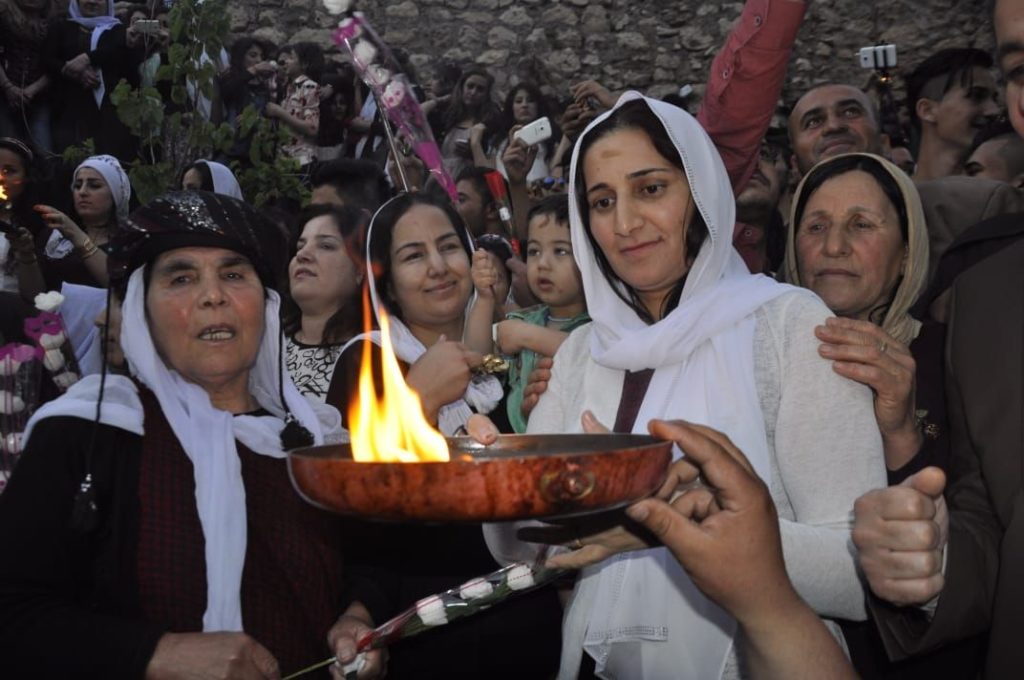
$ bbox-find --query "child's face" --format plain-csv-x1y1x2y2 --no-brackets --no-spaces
526,215,583,311
280,50,302,79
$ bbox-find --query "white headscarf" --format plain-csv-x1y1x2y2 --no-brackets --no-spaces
74,154,131,222
345,194,503,436
195,159,245,200
25,265,344,633
562,92,810,679
68,0,120,108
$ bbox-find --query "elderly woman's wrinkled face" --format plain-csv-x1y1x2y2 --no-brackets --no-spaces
584,127,694,317
795,170,907,321
73,167,114,225
388,204,472,330
79,0,106,18
146,247,265,400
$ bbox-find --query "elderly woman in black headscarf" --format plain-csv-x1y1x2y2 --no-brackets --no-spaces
0,191,385,679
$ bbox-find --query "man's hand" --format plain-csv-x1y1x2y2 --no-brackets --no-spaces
853,467,948,606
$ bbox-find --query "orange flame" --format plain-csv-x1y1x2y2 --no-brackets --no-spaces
348,290,450,463
0,183,7,202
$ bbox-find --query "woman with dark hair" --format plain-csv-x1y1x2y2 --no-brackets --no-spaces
781,153,938,482
16,154,130,297
490,81,560,182
431,66,502,179
331,190,562,679
283,204,366,404
0,136,47,295
0,190,384,679
218,37,278,162
485,94,885,680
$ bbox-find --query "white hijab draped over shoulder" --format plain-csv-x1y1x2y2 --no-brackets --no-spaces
25,268,344,633
561,92,810,679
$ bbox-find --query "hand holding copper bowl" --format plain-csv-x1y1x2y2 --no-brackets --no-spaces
287,434,672,522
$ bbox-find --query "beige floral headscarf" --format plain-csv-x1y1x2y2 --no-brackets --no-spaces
782,152,929,345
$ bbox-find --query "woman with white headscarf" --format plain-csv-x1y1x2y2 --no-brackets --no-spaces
180,158,245,200
43,0,145,159
327,191,563,678
23,154,129,296
0,191,385,679
487,93,886,679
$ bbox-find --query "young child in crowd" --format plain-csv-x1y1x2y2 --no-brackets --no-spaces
466,195,588,432
265,42,323,171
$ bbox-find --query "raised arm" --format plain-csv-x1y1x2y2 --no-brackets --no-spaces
697,0,808,193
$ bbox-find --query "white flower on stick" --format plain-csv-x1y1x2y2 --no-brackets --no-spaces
34,291,65,313
0,391,26,414
39,331,66,350
506,563,535,591
415,594,448,626
458,577,494,601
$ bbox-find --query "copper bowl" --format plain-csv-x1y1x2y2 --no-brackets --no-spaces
288,434,672,522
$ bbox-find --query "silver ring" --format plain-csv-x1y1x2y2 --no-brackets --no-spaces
878,341,888,354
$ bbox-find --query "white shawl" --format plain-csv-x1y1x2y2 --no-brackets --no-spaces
561,92,807,679
25,266,344,633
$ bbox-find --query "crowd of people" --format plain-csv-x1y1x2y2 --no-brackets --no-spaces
1,0,1022,678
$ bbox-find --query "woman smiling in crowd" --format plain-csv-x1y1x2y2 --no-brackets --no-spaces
486,93,884,680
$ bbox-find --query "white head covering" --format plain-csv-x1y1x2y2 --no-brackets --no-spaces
561,92,810,679
195,159,245,200
25,266,344,633
68,0,120,108
74,154,131,222
344,194,503,435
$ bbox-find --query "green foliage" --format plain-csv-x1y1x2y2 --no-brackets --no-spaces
61,138,95,168
92,0,306,207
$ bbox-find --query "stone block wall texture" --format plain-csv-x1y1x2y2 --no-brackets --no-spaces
237,0,993,107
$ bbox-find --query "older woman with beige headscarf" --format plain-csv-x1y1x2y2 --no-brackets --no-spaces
782,152,939,482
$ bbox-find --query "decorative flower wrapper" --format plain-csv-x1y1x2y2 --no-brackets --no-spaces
24,297,80,393
282,558,564,679
484,170,520,255
328,5,458,203
0,343,43,493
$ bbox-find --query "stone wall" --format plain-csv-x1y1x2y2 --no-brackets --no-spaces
234,0,994,106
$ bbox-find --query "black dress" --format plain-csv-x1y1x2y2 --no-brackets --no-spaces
43,20,144,161
0,388,350,678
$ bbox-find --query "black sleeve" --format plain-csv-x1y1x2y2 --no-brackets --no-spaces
90,25,144,87
0,417,165,678
42,20,70,80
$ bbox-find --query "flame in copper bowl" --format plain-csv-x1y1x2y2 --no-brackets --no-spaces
288,433,672,523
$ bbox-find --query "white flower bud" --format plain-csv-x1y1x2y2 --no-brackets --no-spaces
322,0,353,15
415,594,448,626
506,563,535,591
1,432,23,455
39,331,66,350
52,371,79,390
0,391,26,414
458,577,494,600
34,291,65,313
43,349,66,371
